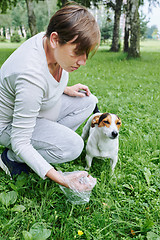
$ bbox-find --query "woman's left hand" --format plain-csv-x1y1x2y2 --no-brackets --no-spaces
64,83,91,97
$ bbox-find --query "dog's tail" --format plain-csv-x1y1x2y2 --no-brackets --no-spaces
81,116,93,141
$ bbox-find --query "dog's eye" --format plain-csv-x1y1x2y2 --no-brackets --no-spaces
116,122,121,125
104,120,110,124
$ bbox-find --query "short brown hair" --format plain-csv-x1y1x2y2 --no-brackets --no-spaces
46,4,100,57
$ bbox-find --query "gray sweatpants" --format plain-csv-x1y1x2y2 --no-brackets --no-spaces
0,94,98,168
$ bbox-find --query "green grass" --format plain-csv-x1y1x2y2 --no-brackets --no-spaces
0,40,160,240
0,40,23,49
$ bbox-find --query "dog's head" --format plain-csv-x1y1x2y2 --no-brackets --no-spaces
91,113,121,139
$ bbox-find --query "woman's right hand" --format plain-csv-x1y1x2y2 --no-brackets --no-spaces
46,168,96,192
63,171,97,192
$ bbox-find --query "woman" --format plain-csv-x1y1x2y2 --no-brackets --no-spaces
0,4,100,191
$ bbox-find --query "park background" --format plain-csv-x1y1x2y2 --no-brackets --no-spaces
0,0,160,239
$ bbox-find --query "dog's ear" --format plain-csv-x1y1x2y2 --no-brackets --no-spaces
98,113,110,124
91,115,100,128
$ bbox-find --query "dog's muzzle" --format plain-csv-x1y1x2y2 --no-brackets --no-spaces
110,131,118,139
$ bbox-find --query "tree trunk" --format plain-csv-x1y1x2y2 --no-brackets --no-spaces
123,0,130,52
3,27,6,37
25,0,37,36
128,0,140,57
20,25,24,37
110,0,123,52
123,25,129,52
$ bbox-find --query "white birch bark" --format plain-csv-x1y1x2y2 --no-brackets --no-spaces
25,0,37,36
128,0,140,57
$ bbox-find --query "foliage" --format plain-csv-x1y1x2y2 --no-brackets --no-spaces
0,40,160,239
10,32,21,42
100,19,113,42
0,0,17,13
11,0,28,34
23,222,51,240
146,25,159,39
34,0,57,33
0,0,57,39
101,24,113,42
57,0,100,8
140,11,149,39
0,0,47,14
0,13,12,29
0,36,6,42
26,31,31,40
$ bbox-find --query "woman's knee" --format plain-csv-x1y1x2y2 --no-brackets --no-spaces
63,134,84,161
43,133,84,163
87,94,98,108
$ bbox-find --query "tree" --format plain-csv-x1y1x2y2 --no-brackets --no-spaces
0,0,39,36
139,12,149,39
124,0,160,57
107,0,123,52
123,0,141,57
57,0,99,8
34,0,57,32
123,0,130,52
0,0,17,13
128,0,140,58
146,25,158,38
11,0,28,37
0,0,57,39
0,13,12,37
101,20,113,42
25,0,37,36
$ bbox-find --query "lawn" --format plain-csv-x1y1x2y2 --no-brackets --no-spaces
0,40,160,240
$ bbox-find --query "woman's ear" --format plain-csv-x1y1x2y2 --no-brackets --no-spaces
50,32,59,48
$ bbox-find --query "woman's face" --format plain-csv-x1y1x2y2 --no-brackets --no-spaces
53,42,87,72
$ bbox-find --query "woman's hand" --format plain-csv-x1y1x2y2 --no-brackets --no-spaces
64,83,91,97
46,168,96,192
63,171,97,192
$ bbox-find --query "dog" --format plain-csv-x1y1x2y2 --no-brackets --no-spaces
81,112,121,172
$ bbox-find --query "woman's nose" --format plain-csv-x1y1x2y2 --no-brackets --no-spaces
77,54,86,66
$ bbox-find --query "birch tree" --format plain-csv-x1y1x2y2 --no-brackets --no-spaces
107,0,123,52
25,0,37,36
0,0,37,36
123,0,130,52
128,0,140,57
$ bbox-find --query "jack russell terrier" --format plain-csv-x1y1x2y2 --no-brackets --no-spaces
81,112,122,172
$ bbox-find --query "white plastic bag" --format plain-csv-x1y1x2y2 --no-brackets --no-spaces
59,171,97,205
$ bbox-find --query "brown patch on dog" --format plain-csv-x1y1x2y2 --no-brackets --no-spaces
98,113,111,128
91,115,100,128
98,113,109,124
115,116,122,130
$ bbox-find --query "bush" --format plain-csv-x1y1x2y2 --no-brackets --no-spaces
26,31,31,40
0,36,6,42
10,32,21,43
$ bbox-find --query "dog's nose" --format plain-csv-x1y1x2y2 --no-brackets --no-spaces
111,131,118,138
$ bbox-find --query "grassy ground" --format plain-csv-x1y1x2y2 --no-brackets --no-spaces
0,40,160,240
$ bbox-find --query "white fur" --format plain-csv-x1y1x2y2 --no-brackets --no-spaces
81,113,121,172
